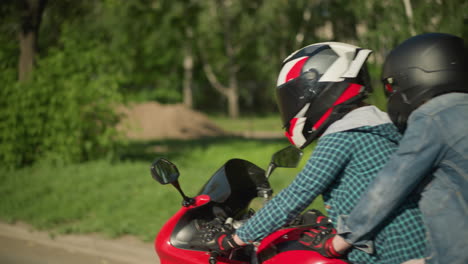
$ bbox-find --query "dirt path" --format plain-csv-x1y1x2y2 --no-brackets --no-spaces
0,222,158,264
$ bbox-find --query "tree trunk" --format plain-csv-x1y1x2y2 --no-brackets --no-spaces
18,0,47,82
18,31,35,82
200,0,241,119
402,0,416,35
227,68,239,119
183,28,194,108
227,88,239,119
221,0,239,119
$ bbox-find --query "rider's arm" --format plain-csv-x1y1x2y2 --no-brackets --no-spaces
337,110,445,250
235,132,354,243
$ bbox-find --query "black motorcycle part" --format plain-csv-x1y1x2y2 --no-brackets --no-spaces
170,159,268,254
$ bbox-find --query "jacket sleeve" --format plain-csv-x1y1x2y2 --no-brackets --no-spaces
236,133,353,243
339,111,445,248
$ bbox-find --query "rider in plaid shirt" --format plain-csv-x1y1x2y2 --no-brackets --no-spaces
235,107,426,263
216,43,426,263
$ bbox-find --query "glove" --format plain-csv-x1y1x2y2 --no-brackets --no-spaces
199,218,242,255
213,232,242,254
299,226,343,258
298,210,344,258
202,231,242,255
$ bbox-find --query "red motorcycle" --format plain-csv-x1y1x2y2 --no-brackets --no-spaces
151,146,348,264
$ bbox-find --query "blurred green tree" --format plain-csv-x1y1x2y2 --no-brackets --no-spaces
1,0,466,168
0,0,123,168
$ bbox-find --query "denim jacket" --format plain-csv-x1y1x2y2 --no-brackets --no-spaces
339,93,468,264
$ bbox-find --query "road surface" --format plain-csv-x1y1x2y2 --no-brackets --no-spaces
0,222,159,264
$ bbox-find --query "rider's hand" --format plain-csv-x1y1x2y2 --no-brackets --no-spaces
298,210,345,258
213,232,243,254
199,219,243,255
203,231,242,255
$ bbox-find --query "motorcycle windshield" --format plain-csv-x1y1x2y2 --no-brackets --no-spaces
198,159,268,208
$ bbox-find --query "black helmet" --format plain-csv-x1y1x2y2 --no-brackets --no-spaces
276,42,373,149
382,33,468,131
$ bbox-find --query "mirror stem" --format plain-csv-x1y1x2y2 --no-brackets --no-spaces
171,181,195,207
265,164,277,179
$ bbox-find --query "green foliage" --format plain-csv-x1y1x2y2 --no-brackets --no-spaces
1,0,465,167
101,0,188,104
3,0,467,119
365,62,387,110
0,2,19,85
0,26,123,168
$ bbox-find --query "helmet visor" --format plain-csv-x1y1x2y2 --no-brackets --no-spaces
276,69,327,127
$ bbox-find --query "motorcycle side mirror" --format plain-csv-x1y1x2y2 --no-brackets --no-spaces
151,158,180,185
266,146,303,178
150,158,195,207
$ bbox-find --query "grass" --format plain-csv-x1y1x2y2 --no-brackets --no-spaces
0,134,322,242
210,114,282,132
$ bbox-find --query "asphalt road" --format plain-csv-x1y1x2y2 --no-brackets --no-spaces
0,222,158,264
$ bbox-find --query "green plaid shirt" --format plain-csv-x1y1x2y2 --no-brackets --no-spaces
236,124,426,264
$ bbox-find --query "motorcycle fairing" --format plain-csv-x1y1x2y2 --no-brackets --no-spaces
155,195,216,264
166,159,268,253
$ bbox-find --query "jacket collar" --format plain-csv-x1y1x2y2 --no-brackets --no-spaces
322,105,392,137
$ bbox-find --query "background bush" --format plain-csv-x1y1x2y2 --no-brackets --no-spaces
0,26,123,168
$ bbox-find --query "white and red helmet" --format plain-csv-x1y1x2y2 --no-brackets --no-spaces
276,42,373,148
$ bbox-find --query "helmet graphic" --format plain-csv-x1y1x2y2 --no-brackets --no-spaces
382,33,468,132
276,42,373,148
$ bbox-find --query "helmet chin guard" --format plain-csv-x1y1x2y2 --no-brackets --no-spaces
285,117,308,148
276,42,373,148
